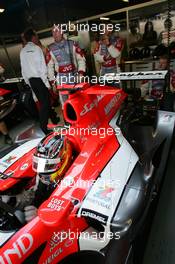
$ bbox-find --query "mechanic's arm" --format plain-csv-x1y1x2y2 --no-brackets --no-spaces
140,80,151,97
20,52,30,86
74,43,86,75
107,38,124,59
38,46,50,88
47,50,57,84
107,45,121,58
93,44,106,63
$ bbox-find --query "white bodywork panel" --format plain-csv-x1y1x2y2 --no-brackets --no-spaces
0,138,41,173
0,231,15,247
78,112,139,251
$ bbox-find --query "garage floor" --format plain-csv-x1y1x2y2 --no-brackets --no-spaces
143,137,175,264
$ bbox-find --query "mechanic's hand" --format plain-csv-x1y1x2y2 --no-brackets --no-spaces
52,83,59,94
104,54,113,61
50,80,59,94
24,206,38,223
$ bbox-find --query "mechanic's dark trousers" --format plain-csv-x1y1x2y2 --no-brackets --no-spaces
29,77,52,134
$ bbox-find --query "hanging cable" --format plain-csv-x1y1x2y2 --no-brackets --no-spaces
25,0,30,9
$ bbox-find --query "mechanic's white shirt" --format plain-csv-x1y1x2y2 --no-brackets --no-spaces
20,42,50,88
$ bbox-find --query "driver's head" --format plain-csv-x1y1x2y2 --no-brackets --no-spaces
23,28,39,45
52,25,63,42
33,133,73,185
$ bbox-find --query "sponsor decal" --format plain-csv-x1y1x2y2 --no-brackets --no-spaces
42,248,63,264
162,114,173,123
86,197,111,209
0,156,17,170
49,231,74,253
44,235,73,264
94,185,115,202
104,71,167,81
81,209,108,224
119,71,167,80
125,71,165,79
64,239,74,247
105,94,121,115
0,233,33,264
20,163,29,171
95,145,104,157
0,157,17,170
84,184,116,210
3,156,16,164
49,233,62,252
47,198,64,211
80,95,104,116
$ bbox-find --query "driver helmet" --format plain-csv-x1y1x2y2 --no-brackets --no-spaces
33,133,73,185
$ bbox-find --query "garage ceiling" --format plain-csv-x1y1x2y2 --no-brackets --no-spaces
0,0,154,35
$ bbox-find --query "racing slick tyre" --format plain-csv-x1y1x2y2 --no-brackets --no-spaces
104,237,133,264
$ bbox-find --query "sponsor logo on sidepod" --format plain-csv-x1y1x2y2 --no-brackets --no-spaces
0,234,33,264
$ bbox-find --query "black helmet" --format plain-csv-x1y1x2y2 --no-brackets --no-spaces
152,44,168,59
129,48,141,60
140,46,151,59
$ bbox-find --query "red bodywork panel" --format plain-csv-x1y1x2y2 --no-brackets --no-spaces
0,88,11,97
0,148,36,192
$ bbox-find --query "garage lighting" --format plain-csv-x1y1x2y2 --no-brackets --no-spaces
122,0,129,2
100,17,110,21
0,8,5,13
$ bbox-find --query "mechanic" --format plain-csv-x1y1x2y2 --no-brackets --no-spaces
20,28,60,135
141,55,175,99
141,55,175,111
47,25,86,105
21,30,60,110
93,25,124,76
24,133,74,222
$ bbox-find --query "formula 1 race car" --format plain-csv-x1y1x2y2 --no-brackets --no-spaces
0,72,175,264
